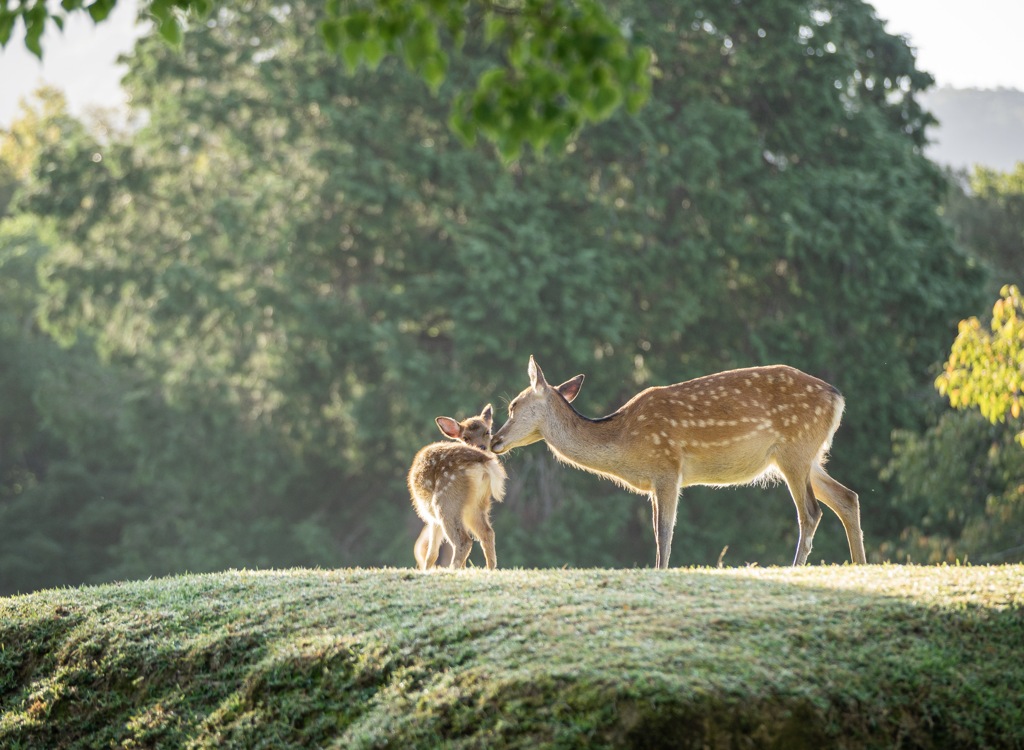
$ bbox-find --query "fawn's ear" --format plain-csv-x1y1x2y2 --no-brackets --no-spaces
556,374,585,403
528,355,547,391
435,416,462,440
481,404,493,428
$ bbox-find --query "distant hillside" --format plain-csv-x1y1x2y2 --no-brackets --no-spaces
922,86,1024,172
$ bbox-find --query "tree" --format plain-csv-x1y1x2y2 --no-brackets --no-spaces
0,0,650,158
944,163,1024,283
882,163,1024,565
883,410,1024,564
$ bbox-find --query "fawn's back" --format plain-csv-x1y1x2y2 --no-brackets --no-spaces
408,442,506,523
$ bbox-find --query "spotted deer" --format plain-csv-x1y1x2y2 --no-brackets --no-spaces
409,404,507,570
490,356,865,568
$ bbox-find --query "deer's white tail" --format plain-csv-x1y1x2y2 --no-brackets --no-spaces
483,457,507,502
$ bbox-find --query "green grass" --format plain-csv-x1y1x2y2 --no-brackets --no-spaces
1,565,1022,749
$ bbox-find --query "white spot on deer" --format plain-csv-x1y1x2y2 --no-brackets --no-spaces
669,419,678,427
652,434,662,445
638,414,647,422
660,431,668,437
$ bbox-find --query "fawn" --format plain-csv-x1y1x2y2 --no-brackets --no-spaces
409,404,507,570
490,356,864,568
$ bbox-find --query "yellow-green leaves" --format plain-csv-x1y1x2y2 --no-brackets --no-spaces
937,285,1024,444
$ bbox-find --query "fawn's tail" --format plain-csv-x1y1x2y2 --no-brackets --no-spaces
485,457,508,503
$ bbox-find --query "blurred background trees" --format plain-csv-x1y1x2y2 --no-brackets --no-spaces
1,0,1020,593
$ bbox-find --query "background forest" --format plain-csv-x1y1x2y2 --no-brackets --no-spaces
2,0,1023,595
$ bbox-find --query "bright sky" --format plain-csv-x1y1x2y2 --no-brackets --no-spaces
1,0,1023,128
870,0,1024,90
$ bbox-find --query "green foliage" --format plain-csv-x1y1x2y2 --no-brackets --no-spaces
1,567,1023,748
884,410,1024,563
878,164,1024,566
944,162,1024,283
936,284,1024,444
1,0,990,589
0,0,651,158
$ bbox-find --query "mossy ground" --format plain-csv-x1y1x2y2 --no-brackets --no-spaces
1,565,1022,748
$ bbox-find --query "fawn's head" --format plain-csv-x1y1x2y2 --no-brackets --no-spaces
490,356,584,455
436,404,494,451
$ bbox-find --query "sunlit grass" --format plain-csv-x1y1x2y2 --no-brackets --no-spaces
1,565,1022,748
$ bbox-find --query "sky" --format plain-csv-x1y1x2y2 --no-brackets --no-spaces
1,0,1024,128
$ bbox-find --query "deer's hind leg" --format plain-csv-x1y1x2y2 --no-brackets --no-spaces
463,493,497,570
437,483,473,569
416,524,444,571
811,465,865,564
779,465,823,566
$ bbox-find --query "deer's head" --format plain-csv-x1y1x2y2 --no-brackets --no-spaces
490,356,584,455
436,404,494,451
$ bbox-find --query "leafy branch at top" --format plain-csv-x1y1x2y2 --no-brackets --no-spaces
0,0,651,158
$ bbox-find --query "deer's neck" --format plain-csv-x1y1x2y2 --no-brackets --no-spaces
543,399,628,477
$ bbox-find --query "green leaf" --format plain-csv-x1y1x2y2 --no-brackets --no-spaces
25,25,43,58
449,104,477,146
158,15,182,46
342,39,363,72
422,52,447,94
343,12,371,42
362,34,386,69
320,20,341,52
0,13,15,45
87,0,115,23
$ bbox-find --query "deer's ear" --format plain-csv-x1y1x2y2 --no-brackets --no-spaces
556,375,585,403
435,417,461,440
528,355,547,390
481,404,493,427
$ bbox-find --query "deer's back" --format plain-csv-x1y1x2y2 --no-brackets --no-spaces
598,365,845,488
408,443,505,519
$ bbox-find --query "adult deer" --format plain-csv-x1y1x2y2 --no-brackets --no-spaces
409,405,507,570
489,356,865,568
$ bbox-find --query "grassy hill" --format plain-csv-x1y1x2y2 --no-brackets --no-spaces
1,565,1022,749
